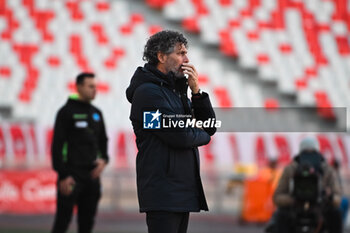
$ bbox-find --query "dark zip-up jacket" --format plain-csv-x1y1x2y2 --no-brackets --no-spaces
52,96,109,181
126,63,216,212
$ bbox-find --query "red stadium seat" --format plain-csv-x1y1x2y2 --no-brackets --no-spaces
317,134,336,162
182,16,200,33
0,66,11,78
66,1,84,21
314,91,336,119
9,124,27,165
219,0,232,7
149,25,162,35
104,47,125,69
228,19,241,28
264,98,279,109
214,87,233,107
219,29,238,57
274,135,291,165
247,31,259,41
305,67,318,78
145,0,173,9
32,11,55,42
197,74,209,86
91,23,109,45
0,2,20,41
96,82,110,93
257,54,270,65
279,43,293,54
335,36,350,55
119,24,133,35
69,35,92,71
12,44,39,68
47,56,61,68
295,78,308,90
95,1,110,12
130,13,144,24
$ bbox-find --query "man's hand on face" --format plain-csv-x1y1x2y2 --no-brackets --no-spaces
59,176,76,196
91,158,107,179
182,63,200,94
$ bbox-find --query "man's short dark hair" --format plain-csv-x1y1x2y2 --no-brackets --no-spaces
76,72,95,85
143,30,188,65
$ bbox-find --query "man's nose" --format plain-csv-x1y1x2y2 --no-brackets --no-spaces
183,55,189,63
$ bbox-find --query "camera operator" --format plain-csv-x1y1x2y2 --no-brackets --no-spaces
273,137,342,233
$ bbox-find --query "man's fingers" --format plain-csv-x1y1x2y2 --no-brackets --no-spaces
68,180,75,186
182,63,197,73
65,184,70,195
91,168,101,179
59,177,75,196
183,69,196,77
91,161,106,179
182,67,198,78
182,66,196,74
60,184,68,195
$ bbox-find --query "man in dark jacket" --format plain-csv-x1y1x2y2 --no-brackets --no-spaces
126,30,217,233
51,72,109,233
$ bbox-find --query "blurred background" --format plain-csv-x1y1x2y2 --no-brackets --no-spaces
0,0,350,232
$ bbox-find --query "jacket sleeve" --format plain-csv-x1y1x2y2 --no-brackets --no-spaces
131,84,211,149
98,111,109,163
273,164,295,207
191,92,217,136
51,108,70,180
324,165,342,207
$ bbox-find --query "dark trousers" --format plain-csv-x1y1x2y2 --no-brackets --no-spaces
51,178,101,233
146,211,190,233
275,206,342,233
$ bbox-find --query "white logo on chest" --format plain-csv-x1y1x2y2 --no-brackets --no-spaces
75,121,88,128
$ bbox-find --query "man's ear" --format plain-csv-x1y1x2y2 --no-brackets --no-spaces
157,52,166,64
76,84,82,94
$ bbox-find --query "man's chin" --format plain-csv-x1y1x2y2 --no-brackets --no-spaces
174,71,185,79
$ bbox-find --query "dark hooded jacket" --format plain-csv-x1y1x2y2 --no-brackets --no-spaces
126,63,216,212
51,95,109,181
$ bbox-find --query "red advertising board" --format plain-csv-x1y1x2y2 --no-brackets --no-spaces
0,170,57,214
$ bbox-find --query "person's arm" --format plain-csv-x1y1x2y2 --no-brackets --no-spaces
51,109,70,180
98,111,109,163
131,84,211,149
182,63,216,136
325,165,342,207
191,92,217,136
91,111,108,179
273,165,295,207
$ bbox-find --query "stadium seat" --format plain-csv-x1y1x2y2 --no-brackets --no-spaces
214,86,232,108
264,98,279,109
8,123,27,165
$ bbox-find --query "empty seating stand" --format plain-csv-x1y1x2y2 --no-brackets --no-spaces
0,0,164,129
1,0,349,130
148,0,350,121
